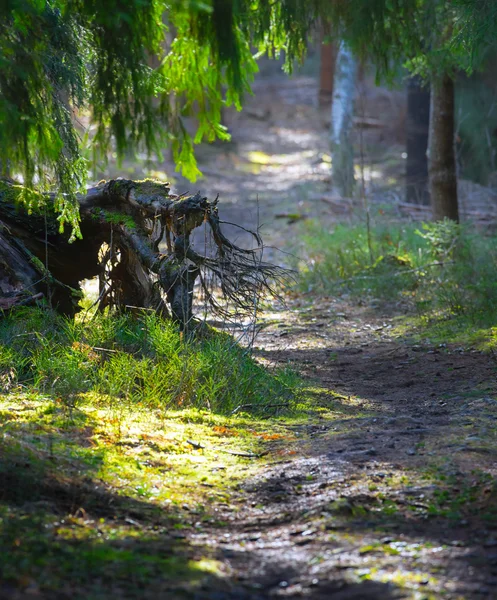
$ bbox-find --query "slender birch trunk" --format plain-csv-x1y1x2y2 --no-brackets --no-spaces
428,74,459,221
330,42,357,197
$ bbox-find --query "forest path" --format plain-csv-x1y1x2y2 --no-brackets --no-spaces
182,298,497,600
160,77,497,599
98,74,497,599
160,74,406,266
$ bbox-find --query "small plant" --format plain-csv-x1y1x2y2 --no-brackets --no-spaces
415,219,460,260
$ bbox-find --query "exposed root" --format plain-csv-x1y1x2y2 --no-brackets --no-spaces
0,178,291,331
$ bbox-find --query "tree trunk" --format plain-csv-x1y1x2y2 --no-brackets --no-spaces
428,74,459,221
406,76,430,205
0,179,285,330
318,32,337,108
330,42,357,197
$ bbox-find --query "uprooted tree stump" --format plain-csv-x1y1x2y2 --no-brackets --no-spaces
0,178,287,329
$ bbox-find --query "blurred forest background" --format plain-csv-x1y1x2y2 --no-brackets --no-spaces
90,27,497,262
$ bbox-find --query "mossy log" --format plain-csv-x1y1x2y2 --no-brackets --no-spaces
0,178,286,329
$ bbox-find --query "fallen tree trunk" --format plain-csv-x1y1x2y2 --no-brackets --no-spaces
0,178,286,329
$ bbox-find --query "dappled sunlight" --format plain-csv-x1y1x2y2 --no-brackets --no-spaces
246,150,316,166
0,395,297,508
4,0,497,597
0,393,309,597
233,292,497,597
3,295,497,597
353,164,383,182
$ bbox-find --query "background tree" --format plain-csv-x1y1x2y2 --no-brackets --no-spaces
429,73,458,221
330,42,357,197
406,77,430,205
318,25,337,108
324,0,478,221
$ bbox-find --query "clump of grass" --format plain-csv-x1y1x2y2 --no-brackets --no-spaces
296,219,497,335
296,221,427,298
0,308,298,414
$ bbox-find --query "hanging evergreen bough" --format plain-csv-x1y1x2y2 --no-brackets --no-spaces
0,178,288,330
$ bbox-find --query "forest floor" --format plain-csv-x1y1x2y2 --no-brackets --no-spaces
3,75,497,599
180,298,497,599
146,74,497,598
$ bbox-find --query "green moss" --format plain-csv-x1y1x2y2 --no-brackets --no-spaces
0,180,49,213
97,209,137,229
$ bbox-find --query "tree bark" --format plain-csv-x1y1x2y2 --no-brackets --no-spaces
428,74,459,221
330,42,357,197
406,76,430,205
318,32,337,108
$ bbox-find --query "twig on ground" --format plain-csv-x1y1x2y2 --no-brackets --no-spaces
186,438,266,459
231,402,290,415
186,439,205,450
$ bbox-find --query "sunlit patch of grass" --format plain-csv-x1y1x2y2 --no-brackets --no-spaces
188,558,225,576
390,311,497,351
0,307,300,415
295,220,497,348
0,396,303,507
358,566,439,594
0,391,306,597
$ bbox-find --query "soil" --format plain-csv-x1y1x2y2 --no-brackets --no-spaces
179,299,497,599
4,59,497,600
105,73,497,598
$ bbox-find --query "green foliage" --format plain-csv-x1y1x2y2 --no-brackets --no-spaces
297,221,426,298
0,308,298,413
453,0,497,70
297,220,497,328
1,0,327,232
414,219,460,259
325,0,477,82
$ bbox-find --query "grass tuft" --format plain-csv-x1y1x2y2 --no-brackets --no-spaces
295,219,497,346
0,308,298,414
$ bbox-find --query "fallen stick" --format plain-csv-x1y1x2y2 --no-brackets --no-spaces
221,449,267,458
186,439,265,459
231,402,290,415
186,439,205,450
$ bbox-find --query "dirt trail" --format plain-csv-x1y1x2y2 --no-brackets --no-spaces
159,77,497,599
170,297,496,600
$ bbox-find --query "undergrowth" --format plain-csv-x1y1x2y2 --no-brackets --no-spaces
0,308,305,597
0,308,298,414
296,219,497,343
